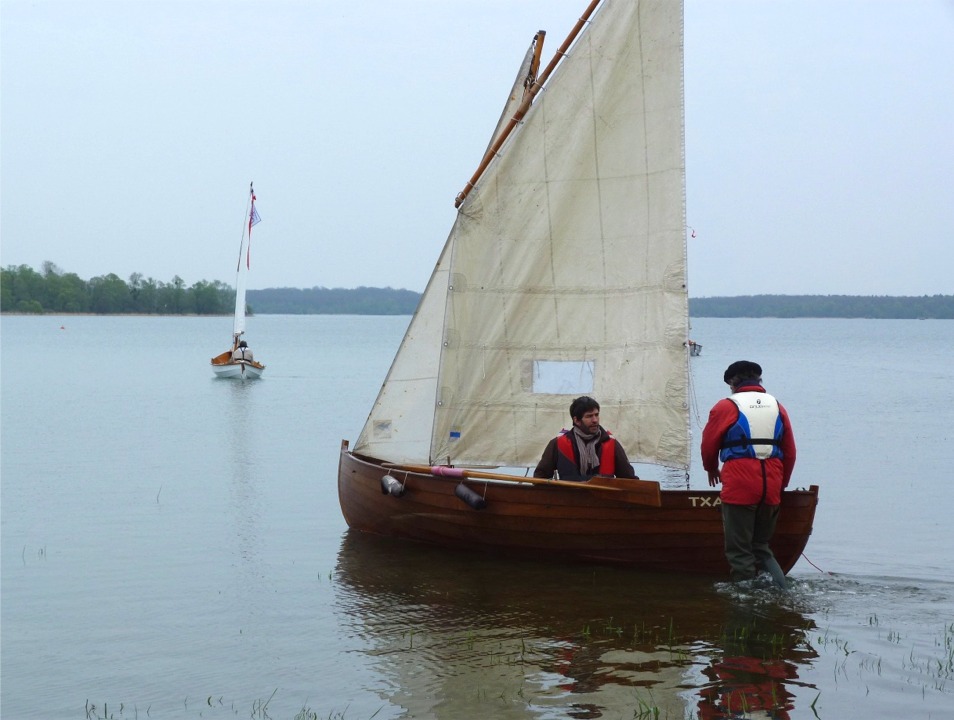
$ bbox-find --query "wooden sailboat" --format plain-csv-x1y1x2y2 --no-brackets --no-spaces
338,0,817,577
211,183,265,379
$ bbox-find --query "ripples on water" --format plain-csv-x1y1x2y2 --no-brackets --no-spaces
332,531,952,720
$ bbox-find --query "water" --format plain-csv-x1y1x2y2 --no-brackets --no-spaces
2,314,952,719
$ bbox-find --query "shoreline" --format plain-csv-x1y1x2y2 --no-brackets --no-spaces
3,311,950,320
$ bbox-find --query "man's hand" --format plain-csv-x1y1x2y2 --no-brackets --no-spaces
707,469,721,487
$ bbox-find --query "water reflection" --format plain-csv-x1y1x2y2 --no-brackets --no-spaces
224,380,265,590
691,598,815,720
333,531,818,719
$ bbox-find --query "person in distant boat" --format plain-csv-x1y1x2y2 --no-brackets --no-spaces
533,396,638,481
232,340,254,362
701,361,797,589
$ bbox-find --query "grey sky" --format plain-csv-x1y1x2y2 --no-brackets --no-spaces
2,0,952,297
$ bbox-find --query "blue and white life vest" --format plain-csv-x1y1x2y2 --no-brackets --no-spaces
719,391,783,462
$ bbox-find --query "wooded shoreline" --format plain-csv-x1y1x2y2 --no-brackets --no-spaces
4,292,951,319
3,264,951,318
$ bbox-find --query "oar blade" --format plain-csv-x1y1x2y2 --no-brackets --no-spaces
587,478,662,507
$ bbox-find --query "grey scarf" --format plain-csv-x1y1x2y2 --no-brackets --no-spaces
571,425,601,474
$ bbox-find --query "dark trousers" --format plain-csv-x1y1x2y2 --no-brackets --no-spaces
721,502,786,588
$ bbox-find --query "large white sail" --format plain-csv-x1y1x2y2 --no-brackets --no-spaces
355,0,689,470
354,240,452,463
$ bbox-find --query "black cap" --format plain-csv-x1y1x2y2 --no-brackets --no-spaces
723,360,762,385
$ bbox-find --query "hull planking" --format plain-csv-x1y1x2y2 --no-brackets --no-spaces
338,443,818,577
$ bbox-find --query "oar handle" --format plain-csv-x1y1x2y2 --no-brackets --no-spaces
430,466,467,478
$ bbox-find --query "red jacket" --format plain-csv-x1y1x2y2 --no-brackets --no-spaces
700,384,796,505
533,427,637,480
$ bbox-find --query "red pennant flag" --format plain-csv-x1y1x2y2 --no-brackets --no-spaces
247,185,261,268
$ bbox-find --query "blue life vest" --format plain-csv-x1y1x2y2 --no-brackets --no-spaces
719,391,784,462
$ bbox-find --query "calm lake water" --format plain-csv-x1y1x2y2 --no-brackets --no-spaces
2,314,952,719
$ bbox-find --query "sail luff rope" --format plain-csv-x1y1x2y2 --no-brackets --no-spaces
236,182,253,273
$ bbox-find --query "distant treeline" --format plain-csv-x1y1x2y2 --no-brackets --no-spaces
0,262,421,315
246,286,419,315
689,294,953,319
3,263,952,318
0,263,418,316
1,263,234,315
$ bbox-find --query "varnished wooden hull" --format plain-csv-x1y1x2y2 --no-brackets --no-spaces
338,444,818,577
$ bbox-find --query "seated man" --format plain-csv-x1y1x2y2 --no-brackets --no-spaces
232,340,254,362
533,396,637,480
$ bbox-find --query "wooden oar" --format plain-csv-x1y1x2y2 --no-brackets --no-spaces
382,463,661,507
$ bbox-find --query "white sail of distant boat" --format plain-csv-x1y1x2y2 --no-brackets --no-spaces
337,0,817,576
210,183,265,379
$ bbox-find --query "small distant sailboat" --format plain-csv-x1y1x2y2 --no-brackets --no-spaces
211,183,266,379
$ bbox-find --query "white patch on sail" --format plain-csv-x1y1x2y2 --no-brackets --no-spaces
371,420,392,439
531,360,595,395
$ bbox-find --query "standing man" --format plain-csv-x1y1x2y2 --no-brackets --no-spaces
534,396,638,480
701,361,796,588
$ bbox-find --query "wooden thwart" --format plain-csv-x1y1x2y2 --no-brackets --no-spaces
382,463,662,507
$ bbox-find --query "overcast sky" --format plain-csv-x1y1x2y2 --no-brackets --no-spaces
2,0,952,297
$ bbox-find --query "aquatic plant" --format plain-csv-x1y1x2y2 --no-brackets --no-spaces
250,688,278,718
631,689,661,719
